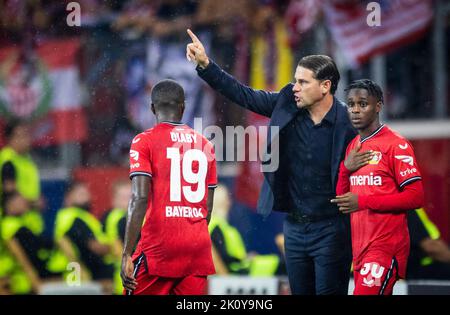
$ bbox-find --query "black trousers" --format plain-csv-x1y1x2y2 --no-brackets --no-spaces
283,215,352,295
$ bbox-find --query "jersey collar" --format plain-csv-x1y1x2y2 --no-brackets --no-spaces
360,124,385,143
160,121,185,126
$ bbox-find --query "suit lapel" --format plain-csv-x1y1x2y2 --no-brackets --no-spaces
331,98,349,189
266,98,298,148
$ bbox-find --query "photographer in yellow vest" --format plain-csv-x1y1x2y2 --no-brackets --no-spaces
0,119,46,288
54,181,114,290
102,179,131,294
0,119,42,229
209,184,286,276
407,208,450,280
1,191,62,294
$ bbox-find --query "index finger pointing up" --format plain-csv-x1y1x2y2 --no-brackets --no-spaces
187,29,200,43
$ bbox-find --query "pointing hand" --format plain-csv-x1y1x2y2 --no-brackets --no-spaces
186,29,209,69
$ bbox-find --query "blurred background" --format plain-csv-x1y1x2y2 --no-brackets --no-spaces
0,0,449,295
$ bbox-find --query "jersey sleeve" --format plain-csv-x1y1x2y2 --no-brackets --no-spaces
391,140,422,189
205,141,218,189
336,161,351,195
129,134,152,179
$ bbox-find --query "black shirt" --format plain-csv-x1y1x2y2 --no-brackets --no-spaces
14,227,57,278
285,103,337,218
210,226,248,274
66,218,114,280
407,210,430,272
1,161,16,183
101,211,126,242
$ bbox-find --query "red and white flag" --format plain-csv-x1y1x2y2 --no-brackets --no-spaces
323,0,433,67
0,38,87,145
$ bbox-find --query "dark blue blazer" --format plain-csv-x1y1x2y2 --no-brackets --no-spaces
197,61,357,217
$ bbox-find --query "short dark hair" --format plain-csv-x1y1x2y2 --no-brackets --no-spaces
65,181,86,196
4,119,26,140
345,79,384,104
1,191,22,211
151,79,185,113
297,55,340,94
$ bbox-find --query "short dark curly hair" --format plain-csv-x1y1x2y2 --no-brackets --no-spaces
345,79,384,104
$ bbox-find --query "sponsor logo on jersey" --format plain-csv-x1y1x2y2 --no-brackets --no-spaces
130,149,139,161
132,137,141,144
395,155,414,166
400,168,417,177
165,206,204,218
360,262,385,287
398,143,408,150
350,172,382,186
368,151,382,165
130,163,140,169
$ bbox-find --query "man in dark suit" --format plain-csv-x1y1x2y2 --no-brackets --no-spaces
187,29,357,295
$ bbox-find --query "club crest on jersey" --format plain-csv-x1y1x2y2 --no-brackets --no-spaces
395,155,414,166
368,151,382,165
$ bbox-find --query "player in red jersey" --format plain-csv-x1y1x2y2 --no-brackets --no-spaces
120,79,217,295
331,79,424,295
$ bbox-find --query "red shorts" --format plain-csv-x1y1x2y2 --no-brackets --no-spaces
353,257,399,295
124,253,208,295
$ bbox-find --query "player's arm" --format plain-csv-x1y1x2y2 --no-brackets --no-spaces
206,188,215,225
186,29,278,118
121,175,150,291
333,180,424,214
355,140,425,213
335,161,351,196
333,142,373,198
358,180,424,212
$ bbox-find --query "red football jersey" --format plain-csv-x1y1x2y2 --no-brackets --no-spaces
129,121,217,277
346,125,422,278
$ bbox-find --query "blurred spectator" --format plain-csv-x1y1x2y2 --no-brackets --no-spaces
0,0,49,44
385,36,433,119
407,208,450,280
0,191,61,294
112,0,157,39
0,119,44,236
109,116,136,167
284,0,324,61
102,180,130,251
119,0,216,131
195,0,252,129
54,181,114,292
209,184,286,276
102,179,131,294
0,120,39,204
233,0,292,216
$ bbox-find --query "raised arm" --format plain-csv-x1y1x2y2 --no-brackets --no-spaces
186,29,278,118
